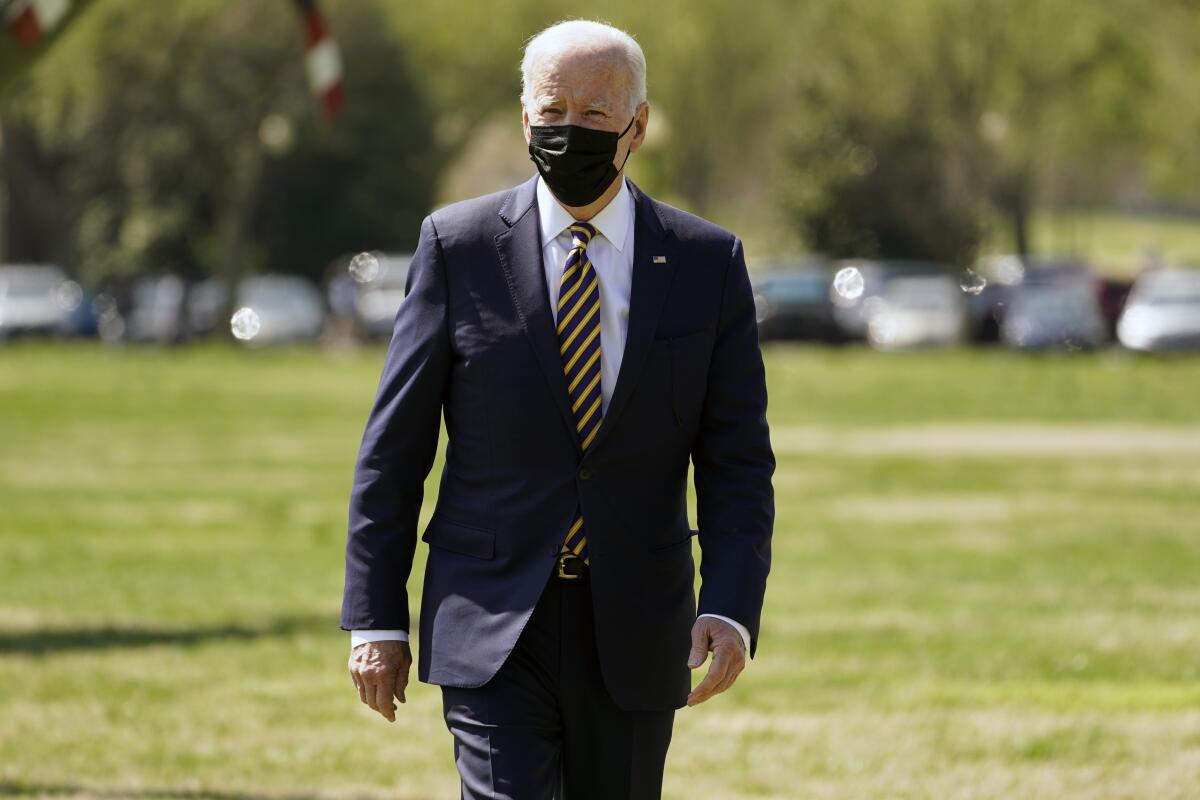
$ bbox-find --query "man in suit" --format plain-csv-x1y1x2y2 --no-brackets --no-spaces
341,19,774,799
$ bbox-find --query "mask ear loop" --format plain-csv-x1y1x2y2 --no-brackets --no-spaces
615,112,637,172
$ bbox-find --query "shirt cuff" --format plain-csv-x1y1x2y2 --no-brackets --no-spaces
350,629,409,649
697,613,751,654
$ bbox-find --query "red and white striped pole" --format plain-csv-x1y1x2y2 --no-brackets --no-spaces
4,0,72,48
293,0,343,119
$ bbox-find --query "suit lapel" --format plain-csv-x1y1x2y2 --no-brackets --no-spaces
494,176,582,448
583,179,677,457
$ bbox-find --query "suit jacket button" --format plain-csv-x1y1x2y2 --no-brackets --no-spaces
578,467,592,480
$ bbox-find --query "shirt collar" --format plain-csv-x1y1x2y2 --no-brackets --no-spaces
536,174,633,254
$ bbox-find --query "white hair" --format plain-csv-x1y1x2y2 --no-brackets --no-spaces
520,20,647,116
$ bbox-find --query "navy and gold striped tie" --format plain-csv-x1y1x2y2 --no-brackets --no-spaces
556,222,602,564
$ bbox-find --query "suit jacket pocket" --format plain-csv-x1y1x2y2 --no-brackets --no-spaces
421,514,496,559
646,527,697,557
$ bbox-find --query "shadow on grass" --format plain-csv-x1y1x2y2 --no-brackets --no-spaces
0,613,332,656
0,779,381,799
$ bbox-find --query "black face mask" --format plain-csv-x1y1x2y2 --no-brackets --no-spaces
528,114,636,207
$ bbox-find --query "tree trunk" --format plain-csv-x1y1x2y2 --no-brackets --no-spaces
1011,194,1030,256
995,170,1033,255
217,138,264,337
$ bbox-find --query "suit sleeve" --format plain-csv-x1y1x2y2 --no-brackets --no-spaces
340,214,452,632
691,235,776,658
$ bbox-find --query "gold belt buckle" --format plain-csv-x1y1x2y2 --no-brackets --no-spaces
556,551,583,580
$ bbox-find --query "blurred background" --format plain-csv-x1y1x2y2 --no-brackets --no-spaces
1,1,1198,798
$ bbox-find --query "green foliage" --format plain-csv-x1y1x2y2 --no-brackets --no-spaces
780,112,983,264
3,0,1200,277
4,0,436,284
775,0,1174,260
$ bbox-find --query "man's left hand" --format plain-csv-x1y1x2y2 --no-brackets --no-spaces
685,616,746,706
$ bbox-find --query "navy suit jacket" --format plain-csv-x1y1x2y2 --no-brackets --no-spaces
340,175,775,711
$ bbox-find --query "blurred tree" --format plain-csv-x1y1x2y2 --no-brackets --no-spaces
3,0,435,292
776,0,1158,262
3,0,1199,279
780,111,981,264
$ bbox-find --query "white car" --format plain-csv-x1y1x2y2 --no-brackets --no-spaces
0,263,74,339
1117,269,1200,352
867,276,968,350
188,274,326,345
354,253,412,339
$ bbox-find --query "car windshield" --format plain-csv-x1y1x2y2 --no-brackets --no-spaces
1137,290,1200,305
240,279,313,309
759,274,827,301
1133,277,1200,305
887,293,956,310
2,269,61,297
1017,288,1093,318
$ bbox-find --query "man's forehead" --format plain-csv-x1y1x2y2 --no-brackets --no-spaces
530,85,616,109
528,48,629,94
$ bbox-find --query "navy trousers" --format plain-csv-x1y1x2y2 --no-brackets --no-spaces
440,562,676,799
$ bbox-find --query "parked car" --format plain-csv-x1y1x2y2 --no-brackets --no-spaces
353,253,412,339
188,274,326,344
967,255,1027,342
1117,268,1200,352
866,276,968,350
1001,281,1107,350
751,263,840,342
1097,276,1134,339
0,263,76,339
971,255,1104,343
829,259,958,340
126,274,188,343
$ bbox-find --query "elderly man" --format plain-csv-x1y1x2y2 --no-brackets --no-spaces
341,19,774,799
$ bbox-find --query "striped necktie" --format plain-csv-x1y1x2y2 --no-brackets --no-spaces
556,221,602,563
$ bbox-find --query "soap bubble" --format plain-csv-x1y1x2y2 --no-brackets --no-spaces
230,307,261,341
960,269,988,296
54,280,83,312
833,266,864,300
348,252,380,283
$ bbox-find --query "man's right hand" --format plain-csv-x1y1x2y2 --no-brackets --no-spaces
348,640,412,722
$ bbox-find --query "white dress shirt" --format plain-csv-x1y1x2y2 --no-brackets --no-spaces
351,176,751,655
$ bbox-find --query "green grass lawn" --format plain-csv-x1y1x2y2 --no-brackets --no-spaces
1,340,1199,799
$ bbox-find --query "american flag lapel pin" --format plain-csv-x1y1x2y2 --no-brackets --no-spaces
653,255,667,264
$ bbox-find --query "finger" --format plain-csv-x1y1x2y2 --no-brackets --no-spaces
354,672,368,704
687,650,732,706
393,665,409,705
686,666,724,706
687,625,710,669
373,676,396,722
712,649,745,695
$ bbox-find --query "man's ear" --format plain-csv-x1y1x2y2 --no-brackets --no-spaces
628,102,650,155
521,102,532,144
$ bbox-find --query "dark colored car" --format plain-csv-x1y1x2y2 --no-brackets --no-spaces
1000,281,1108,350
971,255,1106,343
751,264,840,342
